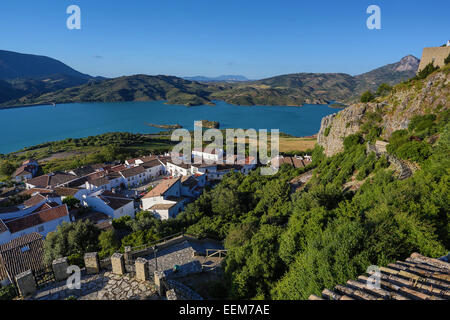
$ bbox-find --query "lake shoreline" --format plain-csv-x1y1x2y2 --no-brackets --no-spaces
0,98,335,111
0,100,337,154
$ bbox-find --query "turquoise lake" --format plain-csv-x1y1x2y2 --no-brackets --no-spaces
0,100,338,154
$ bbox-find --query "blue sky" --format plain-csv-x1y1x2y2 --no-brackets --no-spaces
1,0,449,79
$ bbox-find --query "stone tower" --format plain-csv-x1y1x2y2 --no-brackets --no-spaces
418,45,450,71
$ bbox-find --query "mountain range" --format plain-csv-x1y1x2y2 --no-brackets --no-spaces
0,50,419,107
183,75,250,82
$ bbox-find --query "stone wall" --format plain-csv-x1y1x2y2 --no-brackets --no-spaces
418,47,450,71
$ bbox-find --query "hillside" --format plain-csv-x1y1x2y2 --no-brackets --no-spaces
0,50,98,103
0,50,92,80
0,80,26,103
0,53,421,107
211,73,357,106
212,56,420,106
318,65,449,156
4,74,221,107
353,55,420,98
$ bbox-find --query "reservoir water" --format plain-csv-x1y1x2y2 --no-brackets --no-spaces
0,100,338,154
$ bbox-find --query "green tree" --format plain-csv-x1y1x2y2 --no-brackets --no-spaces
416,62,439,80
98,230,120,258
225,224,285,299
444,52,450,65
360,91,375,103
43,220,100,266
376,83,392,97
272,218,370,300
0,161,16,176
62,196,81,210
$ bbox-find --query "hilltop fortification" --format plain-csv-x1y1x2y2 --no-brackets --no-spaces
418,46,450,71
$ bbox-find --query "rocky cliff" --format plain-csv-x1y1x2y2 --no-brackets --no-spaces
318,67,449,157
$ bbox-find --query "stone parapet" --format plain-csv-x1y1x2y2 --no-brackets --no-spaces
84,252,100,274
52,257,69,281
111,253,125,275
15,270,37,297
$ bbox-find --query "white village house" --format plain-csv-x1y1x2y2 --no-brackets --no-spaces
82,190,135,220
0,204,70,244
141,177,187,220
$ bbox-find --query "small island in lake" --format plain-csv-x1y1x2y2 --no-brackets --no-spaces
196,120,220,129
147,123,183,129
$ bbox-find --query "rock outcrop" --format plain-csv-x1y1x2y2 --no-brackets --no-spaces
318,68,449,157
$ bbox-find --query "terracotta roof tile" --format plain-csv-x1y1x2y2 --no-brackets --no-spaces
20,188,54,196
143,177,180,198
13,165,33,177
90,176,110,187
5,205,69,234
120,166,146,178
150,203,177,210
99,196,133,210
53,187,80,197
23,193,47,208
141,159,163,169
310,253,450,301
0,232,45,282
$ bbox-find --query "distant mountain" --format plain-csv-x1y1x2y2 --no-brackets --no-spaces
4,74,222,107
210,55,420,105
0,50,92,80
183,75,249,82
354,55,420,96
0,54,421,107
0,50,99,103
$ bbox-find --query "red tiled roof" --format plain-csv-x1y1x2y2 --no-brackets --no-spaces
99,196,133,210
32,202,60,213
150,203,177,210
141,159,163,169
27,172,78,188
5,205,69,234
108,164,126,172
20,188,55,196
89,176,110,187
143,177,180,198
120,166,146,178
53,187,80,197
26,175,49,188
13,165,33,177
140,155,158,163
309,253,450,301
0,232,45,282
86,172,105,182
23,194,47,208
